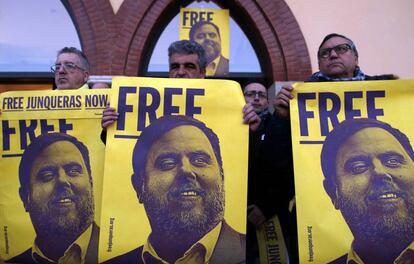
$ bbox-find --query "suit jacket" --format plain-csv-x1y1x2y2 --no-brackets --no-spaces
213,55,229,77
328,254,347,264
327,247,414,264
6,222,100,264
103,221,245,264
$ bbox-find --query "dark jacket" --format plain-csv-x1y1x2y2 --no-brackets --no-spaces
328,254,348,264
247,111,292,220
6,222,100,264
212,55,229,77
262,73,396,263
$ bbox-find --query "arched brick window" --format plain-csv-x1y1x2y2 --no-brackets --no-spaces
60,0,312,83
145,1,262,79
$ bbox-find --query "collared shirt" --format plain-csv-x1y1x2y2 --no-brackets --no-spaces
345,240,414,264
258,109,270,120
31,224,93,264
78,83,89,90
141,222,222,264
206,56,221,76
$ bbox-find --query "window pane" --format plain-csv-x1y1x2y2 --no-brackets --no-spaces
147,1,261,73
0,0,81,72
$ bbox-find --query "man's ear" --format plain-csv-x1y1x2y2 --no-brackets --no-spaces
19,187,29,212
323,179,339,209
131,173,144,204
83,71,90,83
200,69,206,79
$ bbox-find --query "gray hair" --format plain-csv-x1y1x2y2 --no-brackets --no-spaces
168,40,207,71
318,33,358,58
57,47,90,71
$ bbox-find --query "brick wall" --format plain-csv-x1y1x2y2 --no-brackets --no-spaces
63,0,311,82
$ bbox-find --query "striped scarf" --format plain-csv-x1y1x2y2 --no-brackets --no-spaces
313,67,366,81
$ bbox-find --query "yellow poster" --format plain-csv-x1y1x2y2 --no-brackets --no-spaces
99,77,247,263
291,80,414,263
0,89,108,263
180,8,230,77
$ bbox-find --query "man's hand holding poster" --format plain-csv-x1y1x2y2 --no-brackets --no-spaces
0,89,108,263
99,77,247,263
291,80,414,263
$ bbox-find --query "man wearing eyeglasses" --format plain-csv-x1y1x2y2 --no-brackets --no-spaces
51,47,90,90
268,33,397,263
243,81,273,262
243,82,269,118
275,33,396,117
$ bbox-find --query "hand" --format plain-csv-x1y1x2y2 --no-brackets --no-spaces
243,103,261,132
273,85,294,119
101,106,118,130
247,204,266,226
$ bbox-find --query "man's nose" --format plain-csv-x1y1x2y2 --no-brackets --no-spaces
57,65,67,74
56,168,71,187
179,158,196,179
328,49,339,58
178,65,186,76
371,159,393,181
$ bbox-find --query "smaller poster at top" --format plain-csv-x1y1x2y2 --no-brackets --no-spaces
180,8,229,78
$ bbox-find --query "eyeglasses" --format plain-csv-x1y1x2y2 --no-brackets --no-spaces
51,62,85,73
318,44,353,59
244,91,267,99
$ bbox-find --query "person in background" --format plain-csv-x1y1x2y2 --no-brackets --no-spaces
101,40,260,140
51,47,90,90
167,39,207,79
91,82,110,89
271,33,398,263
243,81,270,122
243,81,271,263
275,33,397,119
243,81,272,228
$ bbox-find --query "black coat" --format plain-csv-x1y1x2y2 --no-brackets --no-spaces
6,222,100,264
